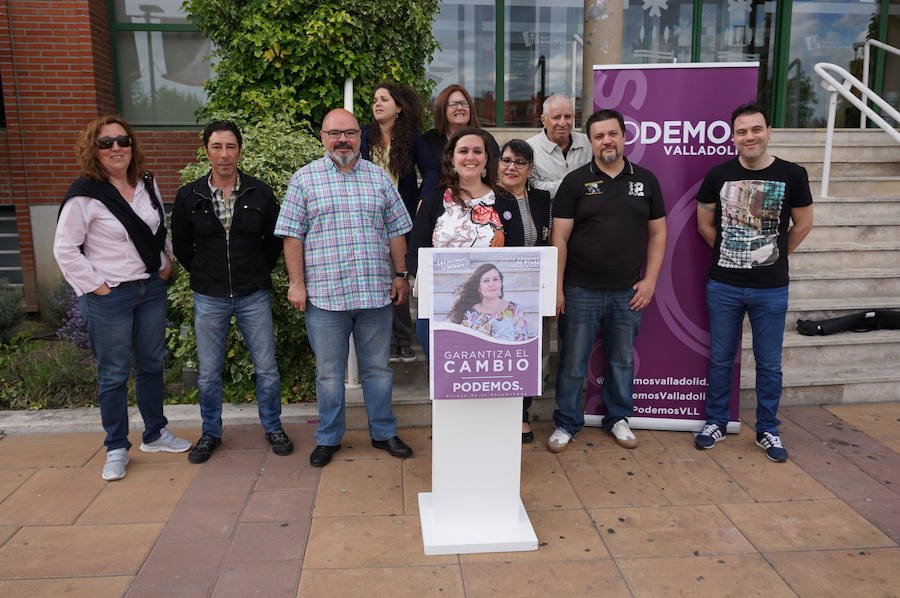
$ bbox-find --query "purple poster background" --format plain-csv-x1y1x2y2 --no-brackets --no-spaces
586,64,758,426
432,328,540,399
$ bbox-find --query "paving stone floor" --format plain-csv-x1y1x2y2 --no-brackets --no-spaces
0,403,897,597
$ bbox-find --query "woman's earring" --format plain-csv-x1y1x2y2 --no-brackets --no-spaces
481,168,487,178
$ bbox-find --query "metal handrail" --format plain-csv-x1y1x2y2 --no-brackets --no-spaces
813,62,900,198
859,40,900,129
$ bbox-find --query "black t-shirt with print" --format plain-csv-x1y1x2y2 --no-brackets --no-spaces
554,158,666,291
696,157,813,288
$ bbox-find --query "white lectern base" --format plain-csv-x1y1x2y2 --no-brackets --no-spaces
418,492,538,555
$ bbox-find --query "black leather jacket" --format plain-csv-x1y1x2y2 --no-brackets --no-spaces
172,171,282,298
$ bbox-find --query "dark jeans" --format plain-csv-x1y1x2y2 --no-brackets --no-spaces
392,301,414,349
79,274,168,451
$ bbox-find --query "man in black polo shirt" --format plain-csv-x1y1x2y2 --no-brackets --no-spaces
548,109,667,453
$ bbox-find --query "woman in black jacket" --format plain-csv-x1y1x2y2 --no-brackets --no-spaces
360,82,438,362
496,139,552,443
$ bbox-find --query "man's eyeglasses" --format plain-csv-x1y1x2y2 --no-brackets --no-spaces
447,100,469,108
500,157,530,169
97,136,132,150
322,129,360,139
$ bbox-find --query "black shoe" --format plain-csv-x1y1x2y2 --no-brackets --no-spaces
188,433,221,464
398,346,416,363
309,444,340,467
389,346,401,363
522,431,534,444
265,428,294,456
371,436,413,458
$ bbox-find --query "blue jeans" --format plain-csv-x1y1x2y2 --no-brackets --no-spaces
194,289,282,437
79,274,168,451
705,280,788,434
554,285,642,437
304,303,397,445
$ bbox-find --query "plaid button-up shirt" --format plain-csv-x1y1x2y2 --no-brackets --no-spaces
208,174,240,231
274,156,412,311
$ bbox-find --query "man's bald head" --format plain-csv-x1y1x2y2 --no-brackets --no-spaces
320,109,361,171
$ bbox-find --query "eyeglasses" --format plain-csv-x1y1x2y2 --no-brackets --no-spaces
322,129,360,139
97,135,132,149
500,157,530,169
447,100,469,108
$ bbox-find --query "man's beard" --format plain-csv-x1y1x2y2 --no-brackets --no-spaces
600,148,620,164
327,146,359,168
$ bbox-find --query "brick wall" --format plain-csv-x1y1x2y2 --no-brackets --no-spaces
0,1,201,311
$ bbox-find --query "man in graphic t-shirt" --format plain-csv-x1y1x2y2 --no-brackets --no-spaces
693,102,813,462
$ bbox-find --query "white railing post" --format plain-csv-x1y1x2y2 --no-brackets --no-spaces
822,86,838,198
861,42,871,129
342,76,361,389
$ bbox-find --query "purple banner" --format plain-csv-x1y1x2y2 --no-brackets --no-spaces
432,328,540,399
586,64,759,426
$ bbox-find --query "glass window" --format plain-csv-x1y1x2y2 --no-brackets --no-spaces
622,0,694,64
0,206,22,285
878,0,900,125
112,1,213,126
427,1,497,126
785,0,882,127
699,1,777,117
504,1,583,127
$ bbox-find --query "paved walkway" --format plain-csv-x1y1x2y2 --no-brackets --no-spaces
0,403,897,597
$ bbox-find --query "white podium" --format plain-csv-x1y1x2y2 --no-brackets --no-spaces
416,247,556,555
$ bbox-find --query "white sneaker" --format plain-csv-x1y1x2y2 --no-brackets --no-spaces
140,428,191,453
102,448,129,481
546,427,572,453
611,420,638,449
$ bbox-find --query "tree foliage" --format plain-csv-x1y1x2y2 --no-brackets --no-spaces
184,0,441,126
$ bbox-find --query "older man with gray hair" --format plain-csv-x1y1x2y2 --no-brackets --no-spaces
526,94,592,199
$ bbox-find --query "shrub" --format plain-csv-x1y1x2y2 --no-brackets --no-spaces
0,338,96,410
167,113,322,403
0,278,24,344
53,282,91,350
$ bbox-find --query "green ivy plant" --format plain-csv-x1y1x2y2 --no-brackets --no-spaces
167,113,322,403
184,0,441,127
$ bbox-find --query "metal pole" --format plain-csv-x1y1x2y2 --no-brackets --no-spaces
343,78,354,112
861,42,870,129
821,87,838,198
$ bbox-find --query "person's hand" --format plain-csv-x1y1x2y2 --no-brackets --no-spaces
630,278,657,311
556,288,565,317
159,255,173,281
288,282,307,311
92,283,112,296
391,277,410,305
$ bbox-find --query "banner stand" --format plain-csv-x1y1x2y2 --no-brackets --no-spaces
584,415,741,434
419,397,537,555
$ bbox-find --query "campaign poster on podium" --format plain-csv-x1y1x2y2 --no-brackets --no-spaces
429,249,544,400
586,63,759,432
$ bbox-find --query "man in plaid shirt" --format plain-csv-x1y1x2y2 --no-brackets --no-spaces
275,108,414,468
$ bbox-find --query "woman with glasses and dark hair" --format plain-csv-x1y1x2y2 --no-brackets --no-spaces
54,115,190,481
422,84,500,168
361,82,438,362
496,139,553,443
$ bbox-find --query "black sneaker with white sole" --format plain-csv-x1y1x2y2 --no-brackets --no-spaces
756,431,788,462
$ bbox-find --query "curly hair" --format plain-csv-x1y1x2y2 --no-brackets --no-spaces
432,84,480,136
75,115,144,186
440,127,499,208
368,82,423,180
449,263,504,324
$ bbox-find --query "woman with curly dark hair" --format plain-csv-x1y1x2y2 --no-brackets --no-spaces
361,82,438,362
53,115,190,480
448,263,527,340
422,84,500,167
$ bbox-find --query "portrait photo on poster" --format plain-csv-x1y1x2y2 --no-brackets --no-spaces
430,248,543,400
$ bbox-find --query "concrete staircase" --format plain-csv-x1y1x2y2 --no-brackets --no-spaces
741,128,900,405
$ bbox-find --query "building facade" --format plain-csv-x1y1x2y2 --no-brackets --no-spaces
0,0,897,311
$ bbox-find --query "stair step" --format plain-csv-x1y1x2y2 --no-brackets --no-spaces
740,364,900,405
799,161,900,177
806,220,900,243
811,196,900,219
774,145,900,164
789,267,900,299
790,241,900,270
742,329,900,367
809,177,900,198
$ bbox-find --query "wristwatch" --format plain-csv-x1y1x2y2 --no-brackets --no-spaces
394,271,410,280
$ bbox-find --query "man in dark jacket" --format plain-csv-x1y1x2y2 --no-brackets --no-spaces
172,120,292,463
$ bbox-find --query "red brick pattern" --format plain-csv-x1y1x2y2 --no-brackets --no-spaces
0,1,202,310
